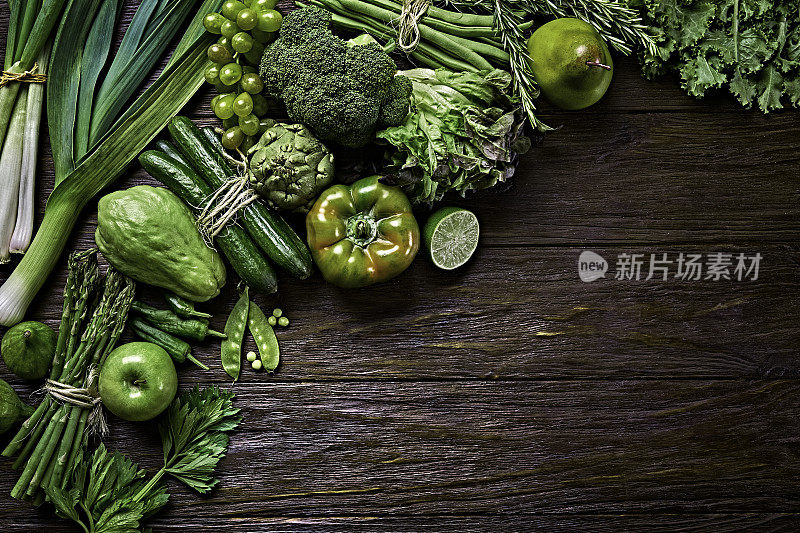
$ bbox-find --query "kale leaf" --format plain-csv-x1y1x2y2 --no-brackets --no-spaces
633,0,800,112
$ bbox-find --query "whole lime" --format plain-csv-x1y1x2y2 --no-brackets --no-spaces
2,321,56,380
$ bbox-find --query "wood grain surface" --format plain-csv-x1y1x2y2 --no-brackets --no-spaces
1,1,799,531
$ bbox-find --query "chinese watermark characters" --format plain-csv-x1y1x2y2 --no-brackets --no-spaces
578,251,761,282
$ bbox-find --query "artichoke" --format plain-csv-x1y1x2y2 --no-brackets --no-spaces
247,120,335,213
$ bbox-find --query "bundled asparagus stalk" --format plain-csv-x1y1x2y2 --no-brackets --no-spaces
1,249,135,501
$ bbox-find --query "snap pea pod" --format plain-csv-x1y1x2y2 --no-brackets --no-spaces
222,287,249,381
130,318,209,370
131,301,226,341
164,292,212,319
248,301,279,372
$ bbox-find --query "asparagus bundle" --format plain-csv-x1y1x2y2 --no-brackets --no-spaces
1,249,135,502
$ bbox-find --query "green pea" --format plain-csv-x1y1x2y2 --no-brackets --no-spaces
272,308,282,318
248,302,279,372
221,287,249,381
252,359,263,371
278,317,289,327
267,316,277,326
246,351,257,362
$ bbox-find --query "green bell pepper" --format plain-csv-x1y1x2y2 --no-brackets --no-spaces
306,176,420,288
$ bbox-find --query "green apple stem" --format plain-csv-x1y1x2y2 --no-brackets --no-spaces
586,61,612,70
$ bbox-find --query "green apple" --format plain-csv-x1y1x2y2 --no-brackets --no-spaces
99,342,177,422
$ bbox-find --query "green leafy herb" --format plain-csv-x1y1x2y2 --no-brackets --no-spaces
145,386,241,495
45,444,168,533
631,0,800,112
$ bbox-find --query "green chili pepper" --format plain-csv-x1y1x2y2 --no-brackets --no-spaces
222,287,249,381
248,301,279,372
131,301,226,341
164,292,212,319
130,318,209,370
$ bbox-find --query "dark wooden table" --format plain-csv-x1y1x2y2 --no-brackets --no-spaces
2,2,799,531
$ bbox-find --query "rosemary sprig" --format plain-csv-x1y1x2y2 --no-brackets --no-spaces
489,0,551,132
526,0,658,56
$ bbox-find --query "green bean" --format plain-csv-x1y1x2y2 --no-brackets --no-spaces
222,287,249,381
335,0,492,69
248,301,279,372
130,318,209,370
426,4,496,27
415,41,479,72
164,292,212,319
446,33,509,64
354,0,499,37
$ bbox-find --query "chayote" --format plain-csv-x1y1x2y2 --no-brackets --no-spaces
95,185,226,302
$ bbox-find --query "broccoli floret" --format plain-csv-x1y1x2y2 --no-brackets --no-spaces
259,6,411,148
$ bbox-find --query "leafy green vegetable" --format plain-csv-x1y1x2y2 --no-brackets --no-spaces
45,444,168,533
631,0,800,112
154,386,241,494
377,68,530,205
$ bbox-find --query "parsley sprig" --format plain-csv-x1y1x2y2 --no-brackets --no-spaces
46,444,168,533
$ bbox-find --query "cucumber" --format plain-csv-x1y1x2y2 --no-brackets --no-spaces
167,116,313,280
139,150,278,295
154,139,191,168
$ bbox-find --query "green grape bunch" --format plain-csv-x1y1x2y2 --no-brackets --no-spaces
203,0,283,150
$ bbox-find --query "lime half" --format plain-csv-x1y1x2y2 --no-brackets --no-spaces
424,207,480,270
